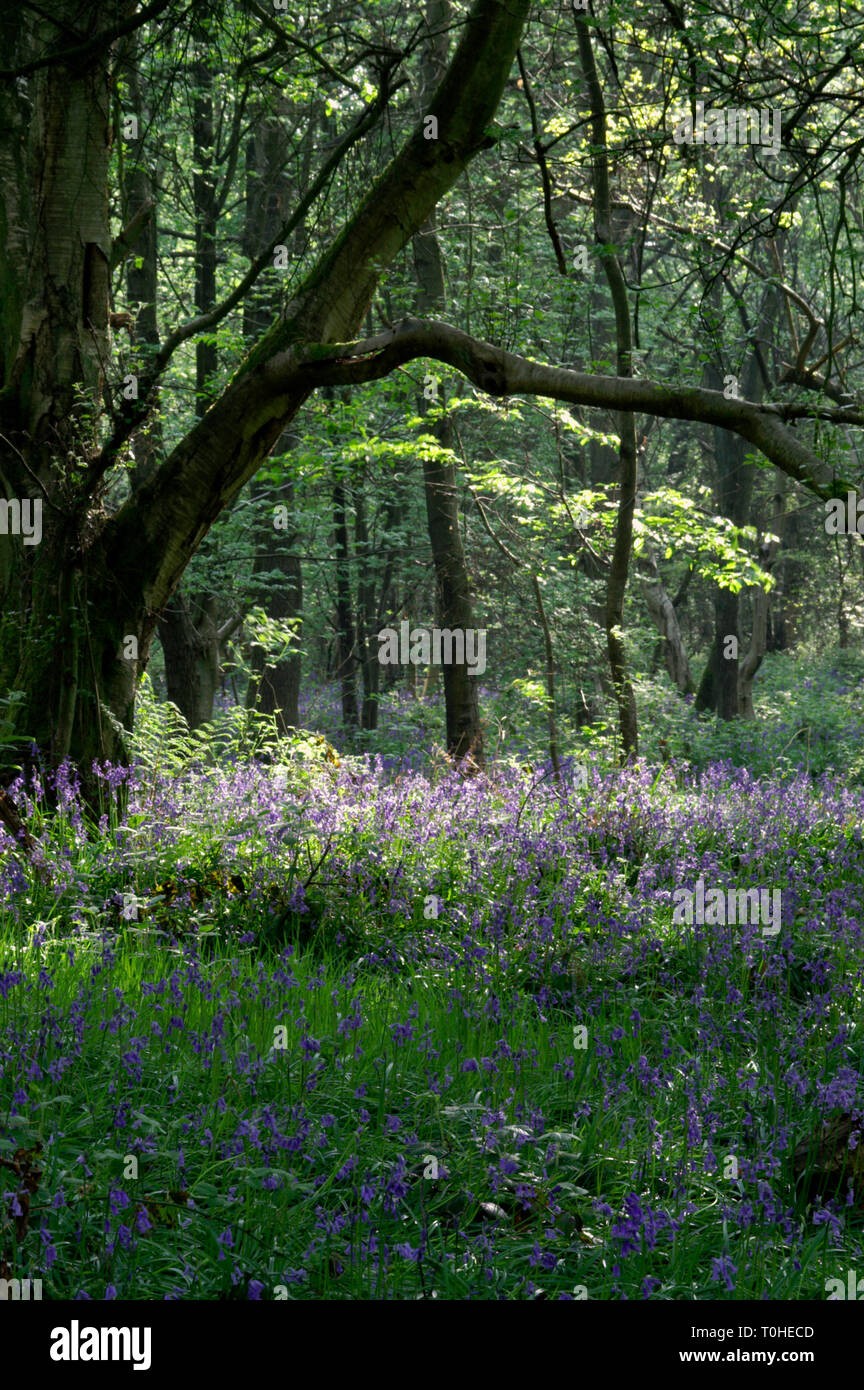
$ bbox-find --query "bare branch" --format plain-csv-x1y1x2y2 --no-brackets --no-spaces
516,49,567,276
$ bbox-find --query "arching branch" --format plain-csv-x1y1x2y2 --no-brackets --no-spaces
275,317,861,500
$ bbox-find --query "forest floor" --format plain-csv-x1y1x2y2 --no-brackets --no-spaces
2,706,863,1300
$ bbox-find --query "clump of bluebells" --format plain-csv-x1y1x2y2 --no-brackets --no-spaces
1,746,863,1298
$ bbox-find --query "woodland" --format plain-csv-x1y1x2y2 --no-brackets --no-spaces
1,0,864,1304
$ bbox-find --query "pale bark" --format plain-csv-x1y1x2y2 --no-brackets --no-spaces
641,558,694,695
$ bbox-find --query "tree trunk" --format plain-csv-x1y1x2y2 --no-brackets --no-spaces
158,594,221,728
192,29,218,415
420,449,483,763
332,475,358,733
738,479,787,717
412,0,484,766
697,423,754,719
242,107,309,730
245,469,303,732
0,2,121,795
155,28,223,722
835,533,852,650
353,483,380,732
642,557,694,695
377,488,408,692
531,574,561,780
693,208,780,718
737,583,769,719
768,506,803,652
576,16,638,760
122,30,161,491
